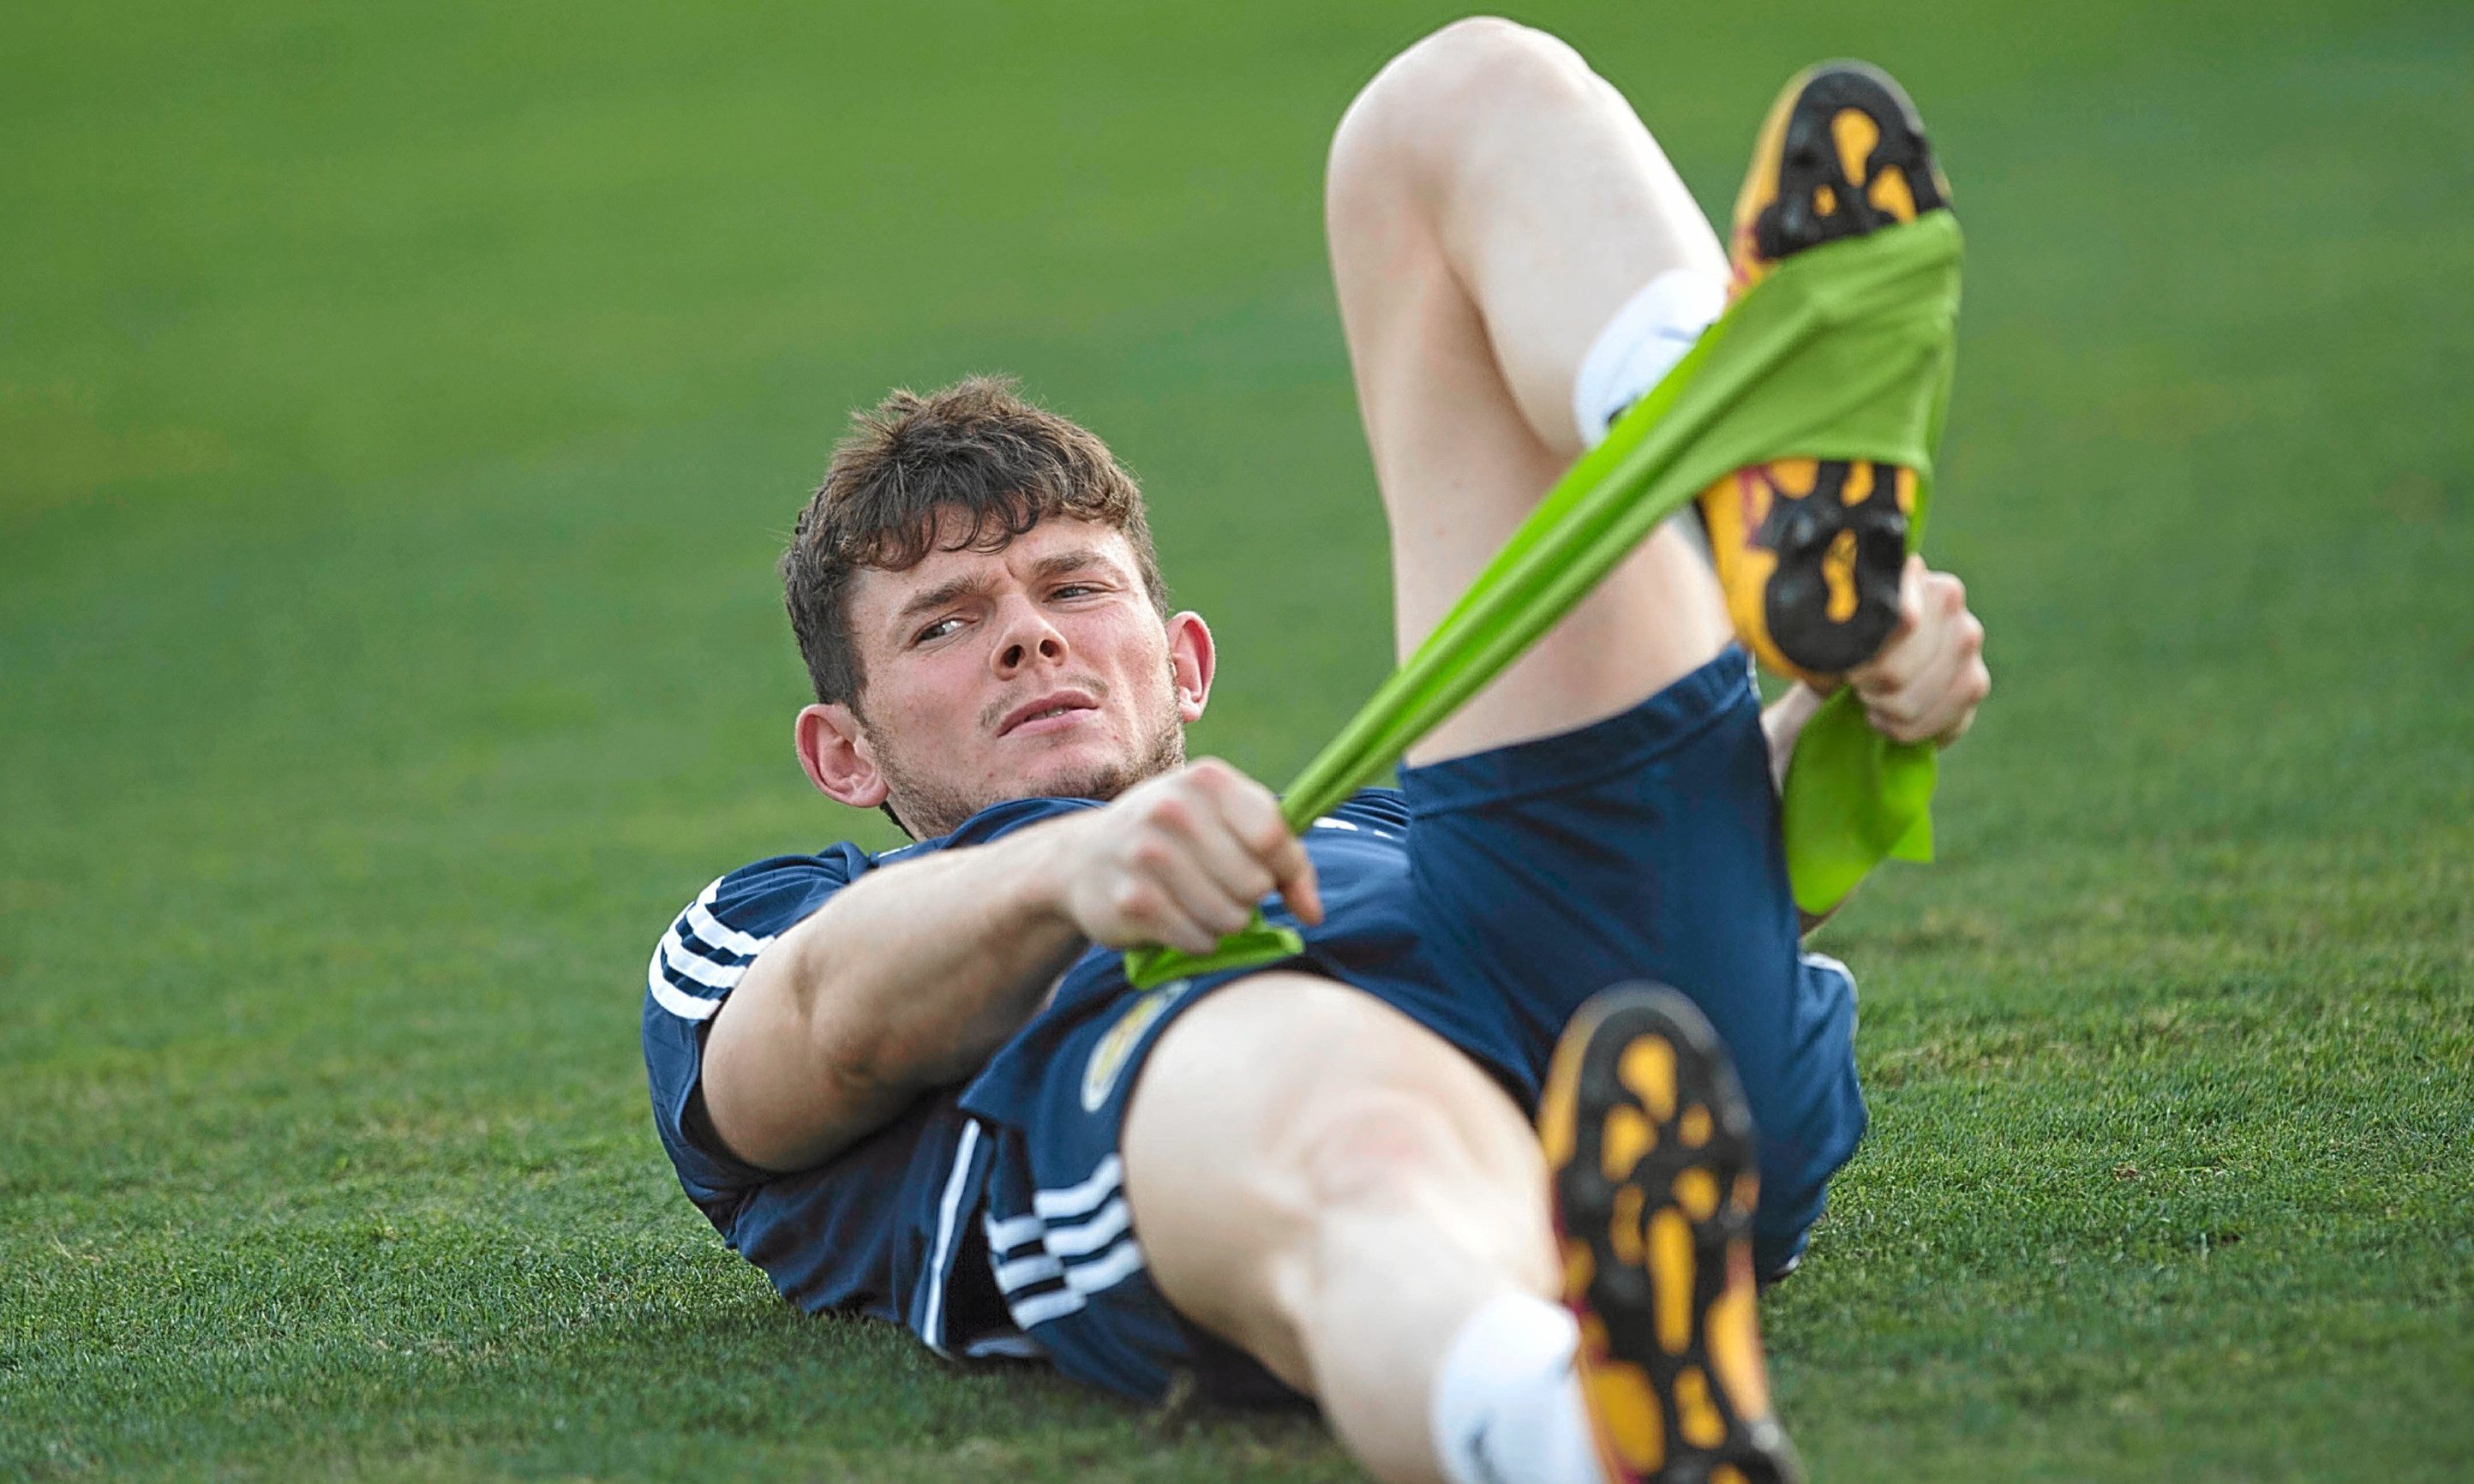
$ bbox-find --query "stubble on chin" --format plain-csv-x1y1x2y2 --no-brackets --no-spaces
876,713,1187,841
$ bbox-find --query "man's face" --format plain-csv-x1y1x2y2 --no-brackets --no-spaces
817,517,1208,837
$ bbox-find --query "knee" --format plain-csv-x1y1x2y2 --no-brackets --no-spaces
1375,16,1593,105
1327,16,1596,218
1289,1086,1479,1213
1282,1086,1558,1302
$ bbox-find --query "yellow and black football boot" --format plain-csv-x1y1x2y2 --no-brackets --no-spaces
1538,984,1800,1484
1698,62,1953,687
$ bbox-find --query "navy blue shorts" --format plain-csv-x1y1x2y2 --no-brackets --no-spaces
950,646,1865,1403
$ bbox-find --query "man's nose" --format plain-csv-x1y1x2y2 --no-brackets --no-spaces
991,602,1068,676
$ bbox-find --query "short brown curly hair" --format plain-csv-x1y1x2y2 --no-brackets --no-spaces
782,375,1169,709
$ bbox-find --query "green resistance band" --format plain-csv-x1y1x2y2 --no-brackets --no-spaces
1123,212,1964,990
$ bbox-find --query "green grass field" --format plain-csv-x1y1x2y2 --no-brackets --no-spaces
4,0,2469,1479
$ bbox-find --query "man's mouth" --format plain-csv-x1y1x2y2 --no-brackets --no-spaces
997,690,1102,737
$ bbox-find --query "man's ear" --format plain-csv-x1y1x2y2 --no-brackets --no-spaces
795,703,889,809
1167,611,1215,723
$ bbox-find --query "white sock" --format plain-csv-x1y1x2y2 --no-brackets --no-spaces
1429,1292,1606,1484
1570,268,1727,449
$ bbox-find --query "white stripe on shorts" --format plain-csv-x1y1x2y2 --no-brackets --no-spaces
920,1119,982,1357
985,1152,1150,1331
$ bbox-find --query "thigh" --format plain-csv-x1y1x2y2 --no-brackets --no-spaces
1326,21,1736,764
1118,970,1550,1390
1348,263,1733,767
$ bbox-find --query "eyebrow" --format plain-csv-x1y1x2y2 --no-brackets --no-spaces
889,546,1124,632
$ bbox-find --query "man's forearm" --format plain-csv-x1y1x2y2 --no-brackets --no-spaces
763,820,1088,1093
705,762,1321,1174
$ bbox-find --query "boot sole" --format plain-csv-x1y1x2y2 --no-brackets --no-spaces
1543,985,1802,1484
1720,62,1951,682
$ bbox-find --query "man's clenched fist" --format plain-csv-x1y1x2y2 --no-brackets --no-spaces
1845,555,1991,746
1050,759,1324,954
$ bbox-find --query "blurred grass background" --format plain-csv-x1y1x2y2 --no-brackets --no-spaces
3,1,2468,1479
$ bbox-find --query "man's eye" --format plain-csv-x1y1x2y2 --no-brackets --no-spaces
1052,583,1101,600
914,617,963,644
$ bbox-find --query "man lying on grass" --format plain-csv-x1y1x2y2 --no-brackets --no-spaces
643,20,1987,1484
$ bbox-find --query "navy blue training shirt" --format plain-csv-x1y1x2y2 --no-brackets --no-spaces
640,789,1418,1357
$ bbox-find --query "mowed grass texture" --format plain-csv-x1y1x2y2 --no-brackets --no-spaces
3,0,2468,1478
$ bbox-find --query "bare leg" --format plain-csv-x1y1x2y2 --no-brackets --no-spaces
1326,17,1735,764
1127,21,1770,1483
1122,972,1556,1482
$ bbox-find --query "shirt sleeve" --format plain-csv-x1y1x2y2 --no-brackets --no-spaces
640,851,864,1220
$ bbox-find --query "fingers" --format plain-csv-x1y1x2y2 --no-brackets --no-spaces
1848,558,1951,696
1917,605,1989,744
1131,811,1263,946
1189,759,1324,927
1861,606,1961,737
1931,682,1983,746
1081,761,1323,954
1887,631,1986,745
1848,562,1989,746
1102,869,1222,955
1881,554,1926,648
1101,782,1253,954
